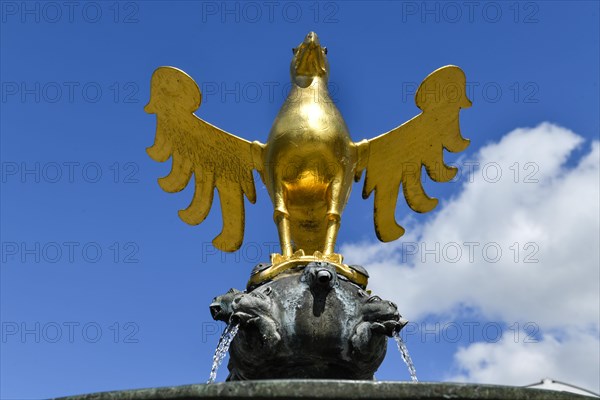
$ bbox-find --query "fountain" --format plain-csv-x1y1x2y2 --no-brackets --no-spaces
209,262,407,381
54,32,596,400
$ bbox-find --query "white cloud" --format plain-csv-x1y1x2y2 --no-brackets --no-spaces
342,122,600,392
448,328,600,395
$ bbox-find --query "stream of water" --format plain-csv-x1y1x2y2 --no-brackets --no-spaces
207,322,239,384
392,330,418,382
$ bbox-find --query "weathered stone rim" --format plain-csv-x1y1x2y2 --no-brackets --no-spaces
53,380,598,400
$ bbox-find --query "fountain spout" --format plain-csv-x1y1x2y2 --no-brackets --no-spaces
210,261,409,380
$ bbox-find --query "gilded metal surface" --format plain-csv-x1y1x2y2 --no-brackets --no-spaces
358,66,471,242
145,32,471,285
246,251,369,289
144,67,257,252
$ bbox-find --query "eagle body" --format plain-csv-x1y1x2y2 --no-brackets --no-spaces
263,75,356,254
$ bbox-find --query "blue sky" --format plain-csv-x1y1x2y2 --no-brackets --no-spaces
1,1,599,399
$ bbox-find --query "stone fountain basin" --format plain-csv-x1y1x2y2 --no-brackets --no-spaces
54,380,597,399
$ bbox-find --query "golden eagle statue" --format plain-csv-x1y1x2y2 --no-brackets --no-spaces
145,32,471,288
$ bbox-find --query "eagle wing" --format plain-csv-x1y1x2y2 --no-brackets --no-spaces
145,66,263,252
356,66,472,242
